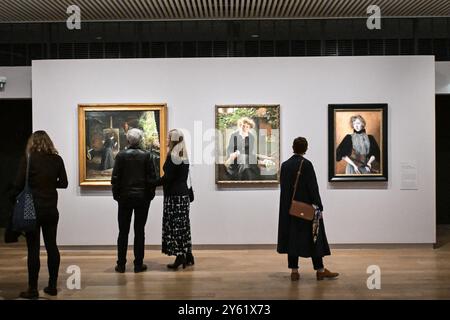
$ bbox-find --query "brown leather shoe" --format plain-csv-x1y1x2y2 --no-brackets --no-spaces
290,272,300,281
316,268,339,281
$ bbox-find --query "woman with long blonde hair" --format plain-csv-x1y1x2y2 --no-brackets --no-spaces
156,129,194,269
12,130,68,299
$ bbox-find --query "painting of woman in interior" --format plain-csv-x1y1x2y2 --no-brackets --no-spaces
79,104,167,186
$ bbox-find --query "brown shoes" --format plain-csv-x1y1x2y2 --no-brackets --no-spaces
290,272,300,281
290,269,339,281
316,268,339,281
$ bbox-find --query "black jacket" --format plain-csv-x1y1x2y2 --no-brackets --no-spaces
336,132,380,161
156,154,189,196
111,146,157,202
277,154,330,258
12,152,68,211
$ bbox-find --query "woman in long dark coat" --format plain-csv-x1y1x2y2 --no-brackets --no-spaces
277,137,339,281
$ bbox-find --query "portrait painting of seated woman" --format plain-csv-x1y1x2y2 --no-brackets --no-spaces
216,105,280,185
329,104,388,182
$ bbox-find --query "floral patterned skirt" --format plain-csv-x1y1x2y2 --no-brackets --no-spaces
162,195,192,256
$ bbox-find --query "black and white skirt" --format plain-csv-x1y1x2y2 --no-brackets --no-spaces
162,195,192,256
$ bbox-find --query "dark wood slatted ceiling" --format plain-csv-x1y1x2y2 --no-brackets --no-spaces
0,0,449,23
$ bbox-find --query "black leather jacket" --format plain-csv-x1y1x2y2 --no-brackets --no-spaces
111,146,157,202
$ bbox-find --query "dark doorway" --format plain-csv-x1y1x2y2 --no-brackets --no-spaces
0,99,32,227
436,94,450,225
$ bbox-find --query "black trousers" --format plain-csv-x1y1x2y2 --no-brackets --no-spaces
117,200,150,267
25,211,60,290
288,255,324,270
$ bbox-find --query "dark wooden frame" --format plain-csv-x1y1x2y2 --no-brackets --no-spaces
328,103,388,182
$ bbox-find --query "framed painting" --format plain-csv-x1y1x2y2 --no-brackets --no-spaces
215,104,281,185
328,104,388,182
78,103,167,186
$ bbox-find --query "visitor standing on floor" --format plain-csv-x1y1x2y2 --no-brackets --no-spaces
12,130,68,299
155,129,194,270
277,137,339,281
111,128,157,273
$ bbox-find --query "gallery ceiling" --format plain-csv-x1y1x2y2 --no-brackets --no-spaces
0,0,449,23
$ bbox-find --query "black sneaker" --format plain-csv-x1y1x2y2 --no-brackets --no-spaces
115,265,126,273
134,264,148,273
19,289,39,300
44,286,58,296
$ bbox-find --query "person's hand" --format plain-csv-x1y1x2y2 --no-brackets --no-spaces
262,159,275,168
365,163,372,172
353,164,361,174
231,151,240,160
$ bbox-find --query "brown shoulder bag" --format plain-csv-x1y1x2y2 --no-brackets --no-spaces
289,159,315,221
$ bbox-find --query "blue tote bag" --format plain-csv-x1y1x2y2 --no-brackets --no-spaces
12,154,37,232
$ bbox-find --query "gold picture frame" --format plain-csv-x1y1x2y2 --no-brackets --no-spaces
78,103,167,186
215,104,281,185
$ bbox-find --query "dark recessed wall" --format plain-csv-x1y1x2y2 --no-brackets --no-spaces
0,99,32,227
436,94,450,225
0,18,449,65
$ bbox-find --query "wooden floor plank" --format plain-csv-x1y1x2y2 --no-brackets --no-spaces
0,226,449,300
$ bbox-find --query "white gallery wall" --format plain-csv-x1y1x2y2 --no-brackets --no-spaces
32,56,436,245
0,67,31,99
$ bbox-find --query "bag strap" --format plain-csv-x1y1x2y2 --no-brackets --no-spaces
291,159,304,203
188,166,193,188
25,153,31,188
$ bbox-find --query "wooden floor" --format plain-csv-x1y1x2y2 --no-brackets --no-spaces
1,226,450,300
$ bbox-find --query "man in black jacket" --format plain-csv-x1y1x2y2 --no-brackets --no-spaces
111,128,157,273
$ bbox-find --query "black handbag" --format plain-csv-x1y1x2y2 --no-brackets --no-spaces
12,154,37,232
3,181,20,243
188,170,194,203
4,212,21,243
188,187,194,203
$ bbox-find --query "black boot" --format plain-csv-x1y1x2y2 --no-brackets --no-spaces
115,264,126,273
44,286,58,296
186,252,195,266
19,288,39,300
44,278,58,296
167,255,186,270
134,264,148,273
